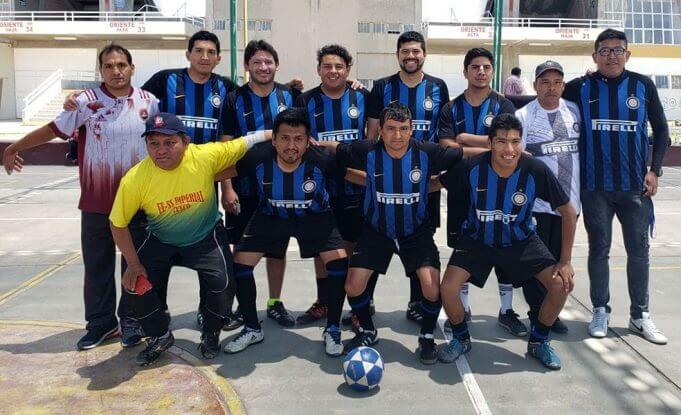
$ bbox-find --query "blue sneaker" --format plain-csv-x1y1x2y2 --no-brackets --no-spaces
528,341,561,370
437,337,471,363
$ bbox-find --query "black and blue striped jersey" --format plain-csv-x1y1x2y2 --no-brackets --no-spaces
142,68,236,144
223,82,299,196
563,70,669,192
337,139,463,239
368,73,449,142
235,143,335,218
296,85,369,201
437,91,516,139
441,152,569,248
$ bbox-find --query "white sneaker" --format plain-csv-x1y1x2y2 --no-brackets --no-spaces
588,307,610,338
629,313,668,345
322,325,343,356
223,327,264,353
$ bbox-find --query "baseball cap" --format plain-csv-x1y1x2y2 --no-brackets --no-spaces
535,60,564,79
141,112,186,137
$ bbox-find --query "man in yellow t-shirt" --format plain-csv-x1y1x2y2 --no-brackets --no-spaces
109,112,270,366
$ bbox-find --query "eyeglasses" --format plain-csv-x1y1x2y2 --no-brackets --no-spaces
597,47,626,57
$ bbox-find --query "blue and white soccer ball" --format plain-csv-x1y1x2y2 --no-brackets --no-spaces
342,346,384,391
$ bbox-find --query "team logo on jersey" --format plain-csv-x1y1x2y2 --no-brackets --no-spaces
210,94,222,108
86,101,104,112
409,168,422,184
423,97,434,111
139,108,149,120
154,116,164,128
573,122,580,133
626,96,640,110
512,191,527,206
347,105,360,119
277,104,288,114
302,179,316,193
484,114,495,127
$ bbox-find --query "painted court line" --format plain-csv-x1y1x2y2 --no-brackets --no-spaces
437,310,493,415
0,252,81,306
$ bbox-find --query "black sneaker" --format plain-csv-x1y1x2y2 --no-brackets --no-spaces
417,336,438,365
406,301,423,323
267,301,295,327
136,332,175,366
77,323,119,350
498,309,528,337
296,300,328,325
196,310,204,329
199,331,220,359
223,310,244,331
551,317,569,334
342,329,378,354
120,325,143,348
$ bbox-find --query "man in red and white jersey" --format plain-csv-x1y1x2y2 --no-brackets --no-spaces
2,43,159,351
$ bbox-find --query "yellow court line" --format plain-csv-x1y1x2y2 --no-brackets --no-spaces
0,319,246,415
170,346,247,415
0,252,81,306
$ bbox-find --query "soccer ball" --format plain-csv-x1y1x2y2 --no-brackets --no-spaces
342,346,384,391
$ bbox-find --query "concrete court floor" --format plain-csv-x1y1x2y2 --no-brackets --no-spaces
1,166,680,414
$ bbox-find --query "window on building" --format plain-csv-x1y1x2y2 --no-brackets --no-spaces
655,75,670,89
605,0,681,45
672,75,681,89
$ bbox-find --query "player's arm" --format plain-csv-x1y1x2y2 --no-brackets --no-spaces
344,168,366,186
553,202,577,293
456,133,490,148
429,175,444,193
436,102,459,149
110,223,147,292
215,165,238,182
645,80,670,197
366,118,380,140
219,133,240,214
2,125,58,174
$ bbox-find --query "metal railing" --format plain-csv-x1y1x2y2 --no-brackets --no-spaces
0,11,205,28
425,17,623,29
22,69,62,123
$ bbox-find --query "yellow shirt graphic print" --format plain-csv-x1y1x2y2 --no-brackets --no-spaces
110,140,247,247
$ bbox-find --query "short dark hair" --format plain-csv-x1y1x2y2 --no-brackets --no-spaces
244,40,279,65
464,47,494,70
595,28,628,51
511,67,521,76
98,43,132,68
397,31,426,53
273,108,310,136
188,30,221,55
317,44,353,67
379,102,412,128
488,114,523,140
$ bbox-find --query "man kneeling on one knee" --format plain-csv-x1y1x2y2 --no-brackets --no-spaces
109,112,270,366
434,113,577,370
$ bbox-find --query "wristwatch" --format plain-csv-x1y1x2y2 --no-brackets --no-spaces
651,167,663,177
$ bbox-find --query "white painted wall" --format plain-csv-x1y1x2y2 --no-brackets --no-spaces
423,54,466,98
13,48,97,118
129,49,188,87
0,43,16,120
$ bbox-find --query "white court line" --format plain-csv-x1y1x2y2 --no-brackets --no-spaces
0,218,80,221
437,310,493,415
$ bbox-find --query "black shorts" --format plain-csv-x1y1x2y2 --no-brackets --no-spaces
331,197,365,243
225,195,259,245
446,189,469,248
448,234,555,288
236,211,344,259
350,224,440,275
427,191,441,232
